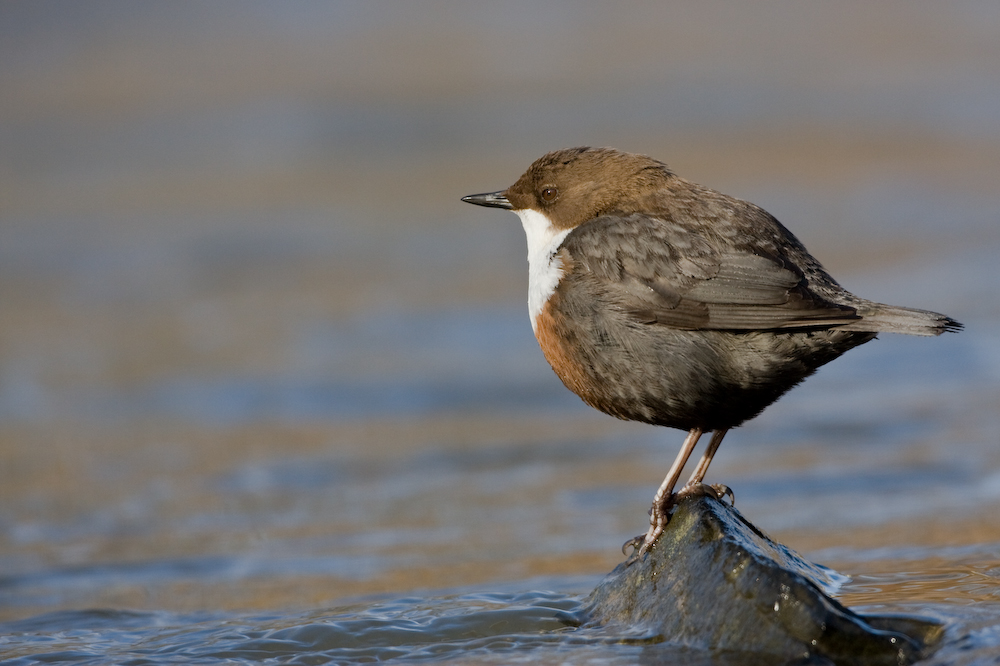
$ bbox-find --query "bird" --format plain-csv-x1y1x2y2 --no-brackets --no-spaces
462,147,962,561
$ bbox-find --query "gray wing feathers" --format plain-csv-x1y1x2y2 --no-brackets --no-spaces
565,214,860,331
683,253,799,305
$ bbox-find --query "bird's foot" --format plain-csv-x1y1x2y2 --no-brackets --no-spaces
622,493,677,564
622,484,735,564
676,482,735,505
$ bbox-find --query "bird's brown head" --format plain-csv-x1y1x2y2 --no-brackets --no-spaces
463,147,674,230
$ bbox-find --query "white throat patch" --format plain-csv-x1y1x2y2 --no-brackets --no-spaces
514,209,572,333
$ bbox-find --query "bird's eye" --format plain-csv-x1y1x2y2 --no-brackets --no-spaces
540,187,558,203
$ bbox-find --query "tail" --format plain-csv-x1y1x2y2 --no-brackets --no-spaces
839,303,963,337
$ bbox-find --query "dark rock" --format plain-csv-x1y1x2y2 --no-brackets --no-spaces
585,494,943,665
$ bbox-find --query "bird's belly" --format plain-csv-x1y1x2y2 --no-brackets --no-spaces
533,298,873,430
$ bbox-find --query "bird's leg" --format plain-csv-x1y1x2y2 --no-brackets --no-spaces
679,428,729,497
623,427,702,562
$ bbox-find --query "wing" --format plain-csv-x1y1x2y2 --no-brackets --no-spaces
561,214,860,331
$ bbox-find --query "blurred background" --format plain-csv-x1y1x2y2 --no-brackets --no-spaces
2,0,999,623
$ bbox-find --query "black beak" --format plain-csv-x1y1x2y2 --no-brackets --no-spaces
461,190,513,210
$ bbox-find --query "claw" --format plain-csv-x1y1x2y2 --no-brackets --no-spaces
622,534,644,558
712,483,735,505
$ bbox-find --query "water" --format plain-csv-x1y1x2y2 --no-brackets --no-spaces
2,574,1000,664
2,2,1000,663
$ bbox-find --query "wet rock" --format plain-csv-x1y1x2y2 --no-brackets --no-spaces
586,494,943,665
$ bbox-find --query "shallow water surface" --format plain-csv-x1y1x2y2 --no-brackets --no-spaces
4,564,1000,665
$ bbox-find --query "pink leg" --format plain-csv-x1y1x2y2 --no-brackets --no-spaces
624,428,702,560
685,428,728,486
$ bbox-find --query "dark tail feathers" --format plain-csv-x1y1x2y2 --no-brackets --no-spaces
840,303,962,337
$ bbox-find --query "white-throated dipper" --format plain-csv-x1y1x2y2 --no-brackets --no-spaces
462,147,962,561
